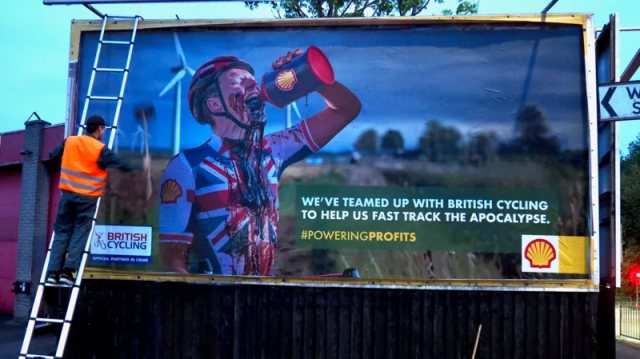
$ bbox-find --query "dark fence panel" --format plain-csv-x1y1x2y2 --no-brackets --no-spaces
60,280,598,359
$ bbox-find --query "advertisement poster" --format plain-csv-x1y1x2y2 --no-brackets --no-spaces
89,225,153,265
75,20,592,281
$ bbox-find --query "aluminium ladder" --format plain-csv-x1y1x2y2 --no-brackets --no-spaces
19,13,141,359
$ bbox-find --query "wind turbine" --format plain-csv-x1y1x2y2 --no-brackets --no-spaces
114,130,126,154
113,126,148,155
131,124,151,154
158,32,195,155
286,101,302,128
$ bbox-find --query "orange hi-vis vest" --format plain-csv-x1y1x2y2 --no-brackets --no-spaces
59,135,108,197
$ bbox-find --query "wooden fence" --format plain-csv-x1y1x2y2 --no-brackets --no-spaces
47,279,598,359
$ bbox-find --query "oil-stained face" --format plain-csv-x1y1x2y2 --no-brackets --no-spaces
206,68,264,129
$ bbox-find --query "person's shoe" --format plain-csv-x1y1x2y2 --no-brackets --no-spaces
46,272,59,284
59,269,75,286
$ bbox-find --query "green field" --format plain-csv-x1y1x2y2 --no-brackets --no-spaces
88,155,590,280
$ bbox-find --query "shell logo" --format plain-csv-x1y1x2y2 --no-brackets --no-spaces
160,179,183,204
524,238,557,269
276,69,297,91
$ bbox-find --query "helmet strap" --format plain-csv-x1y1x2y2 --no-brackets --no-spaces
209,75,258,132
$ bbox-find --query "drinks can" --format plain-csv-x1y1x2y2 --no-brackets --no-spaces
260,46,335,109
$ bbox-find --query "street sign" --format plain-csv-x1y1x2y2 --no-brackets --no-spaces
598,80,640,121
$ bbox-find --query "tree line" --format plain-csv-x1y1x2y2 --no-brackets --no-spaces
621,134,640,297
245,0,478,19
353,105,569,167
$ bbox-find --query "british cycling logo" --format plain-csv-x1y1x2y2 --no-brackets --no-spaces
93,232,107,250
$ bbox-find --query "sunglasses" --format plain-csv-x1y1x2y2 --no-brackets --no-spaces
81,124,112,130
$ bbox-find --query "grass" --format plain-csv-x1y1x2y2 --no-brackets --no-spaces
88,155,590,280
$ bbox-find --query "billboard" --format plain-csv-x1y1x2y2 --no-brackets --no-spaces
67,16,597,286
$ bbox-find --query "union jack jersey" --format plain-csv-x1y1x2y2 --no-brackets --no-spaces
159,119,321,276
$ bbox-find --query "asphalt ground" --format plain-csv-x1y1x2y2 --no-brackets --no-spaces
0,317,58,358
2,316,640,358
617,339,640,358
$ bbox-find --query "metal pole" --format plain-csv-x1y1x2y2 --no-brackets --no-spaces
83,4,105,18
541,0,559,14
636,282,638,307
597,27,640,33
621,48,640,82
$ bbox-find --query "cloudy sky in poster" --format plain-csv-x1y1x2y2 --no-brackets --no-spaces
75,24,588,154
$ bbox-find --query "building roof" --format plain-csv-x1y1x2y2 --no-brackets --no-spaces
0,124,65,167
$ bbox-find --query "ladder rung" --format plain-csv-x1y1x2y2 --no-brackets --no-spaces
25,355,54,359
95,67,126,73
44,283,71,288
33,318,65,324
88,95,120,101
107,16,139,20
101,40,131,45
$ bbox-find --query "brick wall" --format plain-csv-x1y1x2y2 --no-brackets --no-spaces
47,167,61,249
14,119,51,321
0,122,63,317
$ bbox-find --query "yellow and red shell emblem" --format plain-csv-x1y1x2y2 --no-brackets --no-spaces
276,69,297,91
524,238,557,269
160,179,183,204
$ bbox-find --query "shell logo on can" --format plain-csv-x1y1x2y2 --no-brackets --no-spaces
276,69,298,91
524,238,557,269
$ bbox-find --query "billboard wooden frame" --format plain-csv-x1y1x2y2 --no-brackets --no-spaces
65,13,600,292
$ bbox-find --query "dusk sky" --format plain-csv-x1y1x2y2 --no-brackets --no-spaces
1,0,638,153
75,24,588,154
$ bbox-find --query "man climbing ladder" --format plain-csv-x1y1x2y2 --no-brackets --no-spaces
19,14,143,359
46,114,149,285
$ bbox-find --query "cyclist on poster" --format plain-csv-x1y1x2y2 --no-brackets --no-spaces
158,48,362,276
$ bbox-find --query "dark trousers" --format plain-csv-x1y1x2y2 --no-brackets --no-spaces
47,190,98,273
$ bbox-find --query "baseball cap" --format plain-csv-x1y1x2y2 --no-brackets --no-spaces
85,115,107,128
